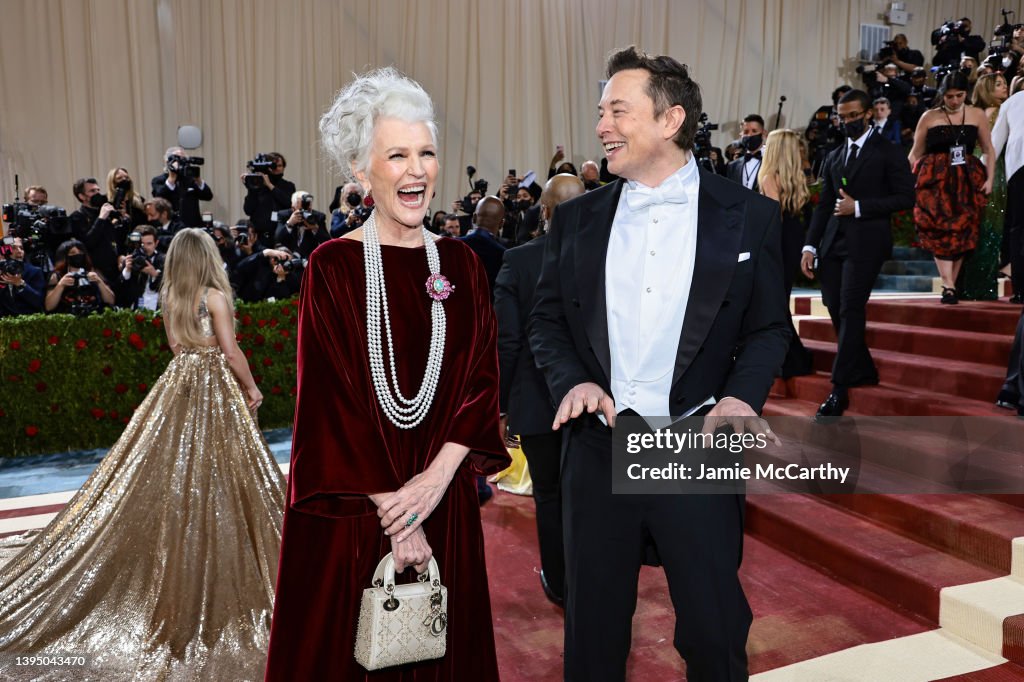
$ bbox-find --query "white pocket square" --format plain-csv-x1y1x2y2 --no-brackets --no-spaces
737,252,751,262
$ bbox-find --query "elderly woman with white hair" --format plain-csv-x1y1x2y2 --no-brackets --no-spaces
264,68,509,680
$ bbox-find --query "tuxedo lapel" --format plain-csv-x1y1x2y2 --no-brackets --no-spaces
671,172,744,390
575,180,623,385
844,131,878,184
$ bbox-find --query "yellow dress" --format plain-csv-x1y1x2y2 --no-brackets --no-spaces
0,292,285,681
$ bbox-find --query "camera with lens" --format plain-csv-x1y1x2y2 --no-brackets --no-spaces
167,154,205,180
65,272,99,316
937,20,970,40
276,256,306,273
0,239,24,279
244,153,277,189
299,195,325,225
235,231,249,246
2,202,70,261
693,112,719,158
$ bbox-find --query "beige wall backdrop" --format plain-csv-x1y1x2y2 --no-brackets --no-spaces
0,0,1012,224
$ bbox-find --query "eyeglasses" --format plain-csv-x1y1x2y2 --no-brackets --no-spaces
836,111,866,122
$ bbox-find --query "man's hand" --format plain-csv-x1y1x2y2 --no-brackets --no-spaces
142,261,158,278
262,172,274,190
702,397,779,445
553,382,616,430
167,169,178,184
0,273,24,288
834,189,856,216
99,203,115,220
800,251,816,279
286,209,303,227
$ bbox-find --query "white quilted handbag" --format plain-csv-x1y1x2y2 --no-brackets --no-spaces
354,552,448,670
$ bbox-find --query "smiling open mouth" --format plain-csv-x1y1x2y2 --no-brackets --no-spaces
397,185,426,207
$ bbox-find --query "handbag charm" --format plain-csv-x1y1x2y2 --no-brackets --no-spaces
354,552,448,670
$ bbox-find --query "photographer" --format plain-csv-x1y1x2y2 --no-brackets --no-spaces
440,213,462,237
241,152,296,244
862,63,911,118
143,198,184,252
274,191,329,259
232,245,302,302
120,226,164,311
45,240,115,315
932,17,987,67
23,185,49,207
0,236,45,317
106,168,148,229
329,182,368,236
67,177,122,287
875,34,924,75
210,224,241,271
151,146,213,227
499,181,539,245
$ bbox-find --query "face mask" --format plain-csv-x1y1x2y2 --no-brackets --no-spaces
89,193,109,209
346,192,362,208
742,134,763,151
841,117,868,139
67,253,86,269
115,179,132,192
517,199,532,211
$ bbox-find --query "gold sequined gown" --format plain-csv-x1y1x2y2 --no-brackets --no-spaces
0,295,285,681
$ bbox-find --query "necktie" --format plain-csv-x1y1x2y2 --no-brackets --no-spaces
625,181,689,211
846,143,859,169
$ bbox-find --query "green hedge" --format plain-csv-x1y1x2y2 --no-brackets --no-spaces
0,298,299,458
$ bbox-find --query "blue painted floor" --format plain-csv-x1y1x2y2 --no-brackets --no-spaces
0,428,294,499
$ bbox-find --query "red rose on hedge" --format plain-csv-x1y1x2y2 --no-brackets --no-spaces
102,328,113,337
244,349,253,358
8,375,22,383
25,425,39,437
27,359,41,373
262,357,273,367
135,314,145,323
280,304,291,316
9,340,21,350
115,331,122,340
115,383,128,394
90,408,105,419
257,319,267,328
152,317,163,328
269,318,279,328
271,385,283,395
75,339,88,350
241,314,252,326
128,333,145,350
47,335,59,346
122,417,130,424
254,334,265,346
109,410,119,419
289,386,297,396
50,404,60,413
0,407,6,417
253,374,263,385
35,381,47,393
273,342,284,352
138,383,148,393
101,365,113,376
279,330,291,338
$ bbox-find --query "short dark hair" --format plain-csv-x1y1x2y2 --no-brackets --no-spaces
605,45,702,151
742,114,765,128
838,89,872,113
268,152,286,167
831,85,853,105
872,97,891,107
137,225,157,238
443,214,459,223
938,71,971,97
72,177,98,199
146,197,173,216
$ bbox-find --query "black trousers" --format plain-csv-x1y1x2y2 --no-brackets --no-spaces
817,235,886,387
1006,169,1024,299
562,418,751,682
1002,308,1024,409
519,431,565,597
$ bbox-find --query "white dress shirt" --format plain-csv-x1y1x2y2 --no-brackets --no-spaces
741,152,762,189
605,155,700,420
992,90,1024,182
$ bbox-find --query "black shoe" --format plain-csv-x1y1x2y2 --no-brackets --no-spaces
540,570,564,608
996,390,1020,410
941,287,959,304
1010,294,1023,304
815,391,849,422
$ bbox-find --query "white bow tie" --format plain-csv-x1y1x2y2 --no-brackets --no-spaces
625,181,689,211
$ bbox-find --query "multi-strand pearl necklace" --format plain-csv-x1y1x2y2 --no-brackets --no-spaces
363,212,446,429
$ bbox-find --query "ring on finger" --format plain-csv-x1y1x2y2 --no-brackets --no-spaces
405,512,419,528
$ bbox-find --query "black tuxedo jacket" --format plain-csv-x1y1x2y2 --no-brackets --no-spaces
726,156,760,192
494,235,555,436
806,132,915,261
528,171,790,418
458,230,507,301
151,173,214,227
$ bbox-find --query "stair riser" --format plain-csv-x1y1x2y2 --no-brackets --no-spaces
866,302,1021,335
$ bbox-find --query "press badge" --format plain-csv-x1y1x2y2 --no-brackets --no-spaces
950,145,966,166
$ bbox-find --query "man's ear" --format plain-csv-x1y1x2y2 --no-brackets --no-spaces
662,105,686,142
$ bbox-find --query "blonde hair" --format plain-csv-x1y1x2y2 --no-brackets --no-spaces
972,73,1005,109
106,167,145,213
758,129,809,216
160,228,235,348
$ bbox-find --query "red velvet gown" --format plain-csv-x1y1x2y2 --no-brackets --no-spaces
265,236,510,681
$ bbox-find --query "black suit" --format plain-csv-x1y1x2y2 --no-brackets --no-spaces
151,173,214,227
726,154,761,192
458,229,506,301
806,131,915,388
494,235,564,597
529,170,790,680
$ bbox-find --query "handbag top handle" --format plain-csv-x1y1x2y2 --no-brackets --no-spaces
371,552,441,591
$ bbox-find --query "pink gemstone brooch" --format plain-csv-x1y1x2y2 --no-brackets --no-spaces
425,274,455,301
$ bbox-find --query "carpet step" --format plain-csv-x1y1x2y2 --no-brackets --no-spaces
866,299,1022,335
746,493,998,623
802,339,1005,404
772,373,1009,417
881,260,941,276
876,274,940,292
798,318,1013,368
941,577,1024,664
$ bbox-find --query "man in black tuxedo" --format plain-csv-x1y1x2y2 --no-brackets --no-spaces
801,89,916,418
495,173,585,607
459,196,507,301
151,146,214,227
726,113,766,191
529,47,789,681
